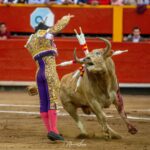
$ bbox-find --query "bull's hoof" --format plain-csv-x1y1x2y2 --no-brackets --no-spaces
127,124,138,135
111,134,122,139
76,133,89,139
104,134,122,140
104,131,122,140
128,126,138,135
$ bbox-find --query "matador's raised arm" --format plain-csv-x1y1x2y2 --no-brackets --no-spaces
47,14,74,34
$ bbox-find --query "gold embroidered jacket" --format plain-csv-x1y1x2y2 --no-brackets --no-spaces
25,15,71,58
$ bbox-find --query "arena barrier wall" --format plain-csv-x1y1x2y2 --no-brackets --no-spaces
0,38,150,87
0,4,150,42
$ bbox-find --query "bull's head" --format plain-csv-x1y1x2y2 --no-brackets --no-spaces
74,38,111,74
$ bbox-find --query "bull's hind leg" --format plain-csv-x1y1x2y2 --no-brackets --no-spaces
89,99,121,139
63,102,88,138
113,89,138,134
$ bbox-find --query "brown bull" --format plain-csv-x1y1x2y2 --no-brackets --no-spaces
59,38,137,139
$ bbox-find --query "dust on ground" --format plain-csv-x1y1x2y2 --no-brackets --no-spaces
0,90,149,150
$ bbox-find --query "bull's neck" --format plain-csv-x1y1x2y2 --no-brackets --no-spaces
85,69,110,93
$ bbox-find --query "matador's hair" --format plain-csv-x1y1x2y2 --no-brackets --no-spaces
35,22,49,33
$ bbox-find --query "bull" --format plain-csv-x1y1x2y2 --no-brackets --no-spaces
59,38,137,139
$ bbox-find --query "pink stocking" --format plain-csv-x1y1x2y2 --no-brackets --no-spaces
48,110,59,134
40,112,50,132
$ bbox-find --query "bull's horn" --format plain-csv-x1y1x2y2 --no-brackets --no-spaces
99,37,111,56
74,48,84,64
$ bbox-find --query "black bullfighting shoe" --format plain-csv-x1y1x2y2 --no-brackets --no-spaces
47,131,64,141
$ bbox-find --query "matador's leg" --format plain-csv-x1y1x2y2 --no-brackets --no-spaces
42,57,64,141
36,67,50,132
48,85,60,135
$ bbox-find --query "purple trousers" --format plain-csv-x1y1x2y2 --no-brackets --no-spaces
36,58,50,112
35,50,57,112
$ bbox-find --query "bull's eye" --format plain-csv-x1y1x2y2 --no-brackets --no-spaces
95,51,101,55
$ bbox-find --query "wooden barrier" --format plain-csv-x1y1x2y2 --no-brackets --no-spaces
0,4,113,34
0,38,150,85
0,4,150,42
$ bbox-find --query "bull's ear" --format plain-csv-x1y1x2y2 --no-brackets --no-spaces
104,50,114,58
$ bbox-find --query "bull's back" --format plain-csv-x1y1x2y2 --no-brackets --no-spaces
60,73,72,84
60,73,74,93
60,72,76,100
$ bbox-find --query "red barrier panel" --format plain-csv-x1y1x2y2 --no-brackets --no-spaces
0,38,150,84
0,5,113,34
1,5,150,35
0,39,36,81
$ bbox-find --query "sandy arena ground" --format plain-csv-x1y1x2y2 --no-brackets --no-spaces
0,90,149,150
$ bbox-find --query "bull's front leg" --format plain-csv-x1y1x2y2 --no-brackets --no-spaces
62,102,88,138
114,89,138,134
89,99,121,139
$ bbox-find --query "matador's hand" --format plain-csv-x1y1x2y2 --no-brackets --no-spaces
62,14,74,20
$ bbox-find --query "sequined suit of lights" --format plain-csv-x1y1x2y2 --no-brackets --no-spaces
25,14,73,141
